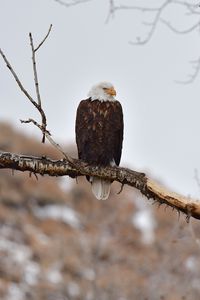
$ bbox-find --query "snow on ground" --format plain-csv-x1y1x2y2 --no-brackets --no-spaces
131,195,157,245
33,204,81,229
6,283,25,300
46,266,63,284
58,177,74,193
0,224,42,300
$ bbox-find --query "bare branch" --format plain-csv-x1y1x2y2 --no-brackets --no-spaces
106,0,200,82
35,24,53,52
29,25,53,142
172,0,198,11
0,48,38,109
53,0,92,8
129,1,174,45
29,32,42,107
0,27,75,165
20,118,73,163
1,20,199,224
0,27,52,144
0,150,200,221
52,0,200,81
105,0,115,23
175,57,200,84
106,1,171,45
113,4,160,13
0,47,48,141
160,18,200,34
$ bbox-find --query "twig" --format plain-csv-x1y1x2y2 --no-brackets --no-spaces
106,0,200,82
0,27,74,164
105,0,115,23
20,118,73,162
175,57,200,84
0,48,38,109
1,27,51,144
29,32,42,107
35,24,53,52
173,0,198,11
129,0,170,45
29,25,53,142
117,183,124,194
113,4,159,13
160,18,200,35
0,46,47,142
53,0,92,8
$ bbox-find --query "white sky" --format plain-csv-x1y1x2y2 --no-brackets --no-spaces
0,0,200,197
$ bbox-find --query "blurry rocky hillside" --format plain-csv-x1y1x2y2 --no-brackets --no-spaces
0,122,200,300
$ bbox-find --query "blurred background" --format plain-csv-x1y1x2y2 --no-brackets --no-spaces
1,1,200,299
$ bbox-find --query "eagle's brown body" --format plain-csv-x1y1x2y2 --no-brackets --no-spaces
75,99,123,167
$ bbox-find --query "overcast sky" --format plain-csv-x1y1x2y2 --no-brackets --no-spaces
1,0,200,198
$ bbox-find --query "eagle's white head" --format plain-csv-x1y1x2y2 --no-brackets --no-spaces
88,81,116,102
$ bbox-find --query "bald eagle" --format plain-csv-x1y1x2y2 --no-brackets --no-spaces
75,82,124,200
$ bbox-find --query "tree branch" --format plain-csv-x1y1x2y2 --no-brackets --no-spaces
0,26,53,144
0,27,76,164
175,57,200,84
53,0,200,81
1,25,199,223
0,150,199,221
106,0,200,82
53,0,92,8
35,24,53,52
28,25,52,142
29,33,42,107
20,118,74,163
160,18,200,35
0,48,38,108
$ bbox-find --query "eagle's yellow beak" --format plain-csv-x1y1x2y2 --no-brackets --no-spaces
105,87,116,96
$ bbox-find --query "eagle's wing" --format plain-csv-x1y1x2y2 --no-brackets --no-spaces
75,99,124,166
75,99,91,160
113,101,124,166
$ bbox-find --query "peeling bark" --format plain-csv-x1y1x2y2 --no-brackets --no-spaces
0,150,199,221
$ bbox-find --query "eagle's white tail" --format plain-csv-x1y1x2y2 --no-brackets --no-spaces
91,177,111,200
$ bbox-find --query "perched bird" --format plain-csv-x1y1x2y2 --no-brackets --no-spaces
75,82,124,200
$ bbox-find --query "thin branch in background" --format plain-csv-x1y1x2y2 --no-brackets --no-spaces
54,0,92,8
0,48,38,109
105,0,116,23
130,1,170,46
112,4,160,13
1,21,200,220
53,0,200,81
0,26,53,144
173,0,199,12
0,26,73,163
28,25,53,142
106,0,200,82
29,33,42,107
175,57,200,84
35,24,53,52
160,18,200,34
20,118,73,162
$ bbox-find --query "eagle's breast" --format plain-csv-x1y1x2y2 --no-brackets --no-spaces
75,98,123,167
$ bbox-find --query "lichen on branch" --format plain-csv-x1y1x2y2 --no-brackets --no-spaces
0,150,200,221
